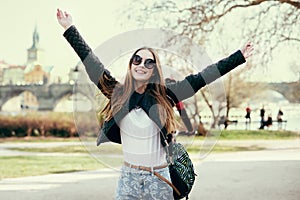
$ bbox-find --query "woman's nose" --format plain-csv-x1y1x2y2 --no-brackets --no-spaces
137,63,146,68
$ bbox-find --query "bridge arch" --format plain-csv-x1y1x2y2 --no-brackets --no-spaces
267,82,300,103
0,86,40,111
247,82,300,103
0,83,95,111
54,91,94,112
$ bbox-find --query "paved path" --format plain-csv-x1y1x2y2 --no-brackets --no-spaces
1,139,300,156
0,141,88,156
1,140,300,200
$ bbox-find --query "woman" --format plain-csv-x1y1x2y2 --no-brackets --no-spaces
57,8,253,200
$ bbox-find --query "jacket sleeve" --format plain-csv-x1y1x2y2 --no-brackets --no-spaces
167,50,246,101
63,25,117,99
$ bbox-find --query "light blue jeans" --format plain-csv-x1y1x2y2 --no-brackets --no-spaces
115,165,174,200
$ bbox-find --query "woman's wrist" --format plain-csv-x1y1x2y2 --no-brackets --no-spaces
63,24,73,30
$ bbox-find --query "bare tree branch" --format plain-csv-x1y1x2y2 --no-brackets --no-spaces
121,0,300,127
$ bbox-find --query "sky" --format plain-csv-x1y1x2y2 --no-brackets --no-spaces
0,0,132,82
0,0,298,83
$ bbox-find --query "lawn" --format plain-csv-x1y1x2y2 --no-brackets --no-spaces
0,156,102,179
216,129,299,140
0,129,298,179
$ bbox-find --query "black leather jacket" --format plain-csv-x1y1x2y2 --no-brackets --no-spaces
63,25,246,146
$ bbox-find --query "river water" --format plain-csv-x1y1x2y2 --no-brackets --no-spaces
1,95,299,132
209,103,300,132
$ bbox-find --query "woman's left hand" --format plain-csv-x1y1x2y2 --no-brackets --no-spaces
241,42,254,60
56,8,73,30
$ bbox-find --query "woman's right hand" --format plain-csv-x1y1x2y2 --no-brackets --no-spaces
240,41,254,60
56,8,73,30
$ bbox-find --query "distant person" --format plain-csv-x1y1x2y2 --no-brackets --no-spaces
175,101,194,134
277,109,284,129
245,106,251,129
266,114,273,127
245,106,251,121
165,78,194,135
259,113,272,129
219,115,229,129
259,106,265,129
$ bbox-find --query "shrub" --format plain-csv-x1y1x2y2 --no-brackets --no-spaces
0,112,87,138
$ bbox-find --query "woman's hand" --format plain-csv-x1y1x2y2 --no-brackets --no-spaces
241,42,254,60
56,8,73,30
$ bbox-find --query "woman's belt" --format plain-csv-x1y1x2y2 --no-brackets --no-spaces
124,161,168,171
123,161,181,196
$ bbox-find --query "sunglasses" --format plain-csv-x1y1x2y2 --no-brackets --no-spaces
131,54,156,69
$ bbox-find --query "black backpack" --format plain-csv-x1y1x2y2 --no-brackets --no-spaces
168,142,196,199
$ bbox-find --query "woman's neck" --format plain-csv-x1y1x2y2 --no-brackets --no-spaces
134,82,147,94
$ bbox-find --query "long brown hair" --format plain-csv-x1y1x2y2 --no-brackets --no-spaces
100,47,176,133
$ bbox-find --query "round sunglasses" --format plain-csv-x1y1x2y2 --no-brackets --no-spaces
131,54,156,69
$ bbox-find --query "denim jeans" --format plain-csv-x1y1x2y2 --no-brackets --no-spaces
115,165,174,200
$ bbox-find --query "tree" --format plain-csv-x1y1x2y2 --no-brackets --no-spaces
124,0,299,66
122,0,299,128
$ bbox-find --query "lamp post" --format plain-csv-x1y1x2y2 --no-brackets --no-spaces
72,65,79,84
72,65,80,112
72,65,80,100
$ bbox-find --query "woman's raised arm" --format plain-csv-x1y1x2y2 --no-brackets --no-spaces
167,43,254,102
56,8,117,98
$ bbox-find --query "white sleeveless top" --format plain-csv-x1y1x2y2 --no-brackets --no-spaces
119,108,167,167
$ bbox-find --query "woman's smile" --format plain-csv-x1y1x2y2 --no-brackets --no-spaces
135,68,147,74
131,49,154,84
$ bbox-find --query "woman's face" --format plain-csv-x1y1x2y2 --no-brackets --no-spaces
130,49,155,84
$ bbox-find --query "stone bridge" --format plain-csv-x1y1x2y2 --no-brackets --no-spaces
0,83,95,111
257,82,300,103
0,81,299,111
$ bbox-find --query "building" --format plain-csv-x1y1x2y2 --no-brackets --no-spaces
0,60,10,84
2,65,26,85
0,26,53,110
26,25,45,65
24,25,53,77
24,65,51,85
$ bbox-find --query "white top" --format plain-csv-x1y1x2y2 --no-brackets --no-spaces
119,108,167,167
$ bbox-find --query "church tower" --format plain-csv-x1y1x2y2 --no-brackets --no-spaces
22,25,52,110
26,25,44,65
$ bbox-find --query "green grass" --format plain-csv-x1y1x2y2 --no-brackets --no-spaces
174,130,299,144
0,130,298,179
0,156,103,179
0,137,81,143
216,130,299,140
1,130,298,144
1,144,124,179
8,143,266,155
8,144,123,154
0,144,265,179
186,144,265,154
8,145,89,153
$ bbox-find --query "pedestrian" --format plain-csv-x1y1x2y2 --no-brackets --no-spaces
245,106,251,129
165,78,194,135
266,114,273,127
245,106,251,122
259,106,265,129
277,108,284,129
56,8,254,200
